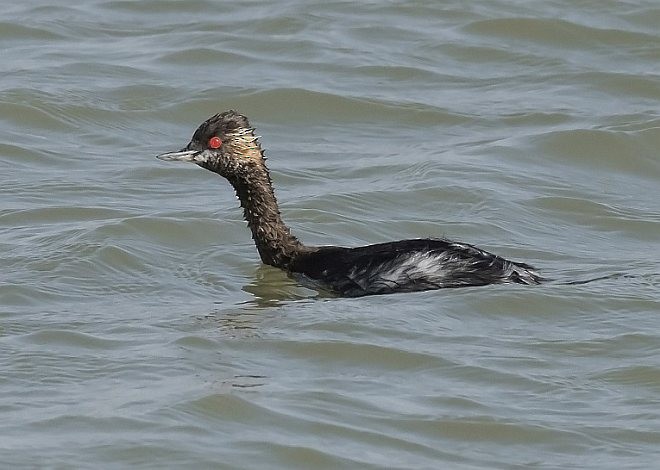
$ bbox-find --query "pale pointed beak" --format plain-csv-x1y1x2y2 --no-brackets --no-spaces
156,149,200,162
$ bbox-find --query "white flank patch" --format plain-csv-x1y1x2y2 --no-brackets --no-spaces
349,251,457,290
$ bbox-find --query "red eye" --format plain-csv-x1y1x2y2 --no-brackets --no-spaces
208,136,222,149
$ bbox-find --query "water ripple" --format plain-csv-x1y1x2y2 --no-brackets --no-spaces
2,0,660,468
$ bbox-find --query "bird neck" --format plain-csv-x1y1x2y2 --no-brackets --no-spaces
226,161,304,269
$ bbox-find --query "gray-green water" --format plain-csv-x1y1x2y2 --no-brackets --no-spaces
2,1,660,468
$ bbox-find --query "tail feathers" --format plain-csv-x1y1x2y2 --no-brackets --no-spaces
508,262,544,285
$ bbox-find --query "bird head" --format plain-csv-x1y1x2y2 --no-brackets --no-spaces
157,110,263,178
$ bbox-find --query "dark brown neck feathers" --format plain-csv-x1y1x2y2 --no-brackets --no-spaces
223,143,304,269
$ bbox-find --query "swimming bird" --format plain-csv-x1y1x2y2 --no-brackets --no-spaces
157,110,541,296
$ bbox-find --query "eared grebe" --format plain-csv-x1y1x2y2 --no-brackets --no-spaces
157,110,541,296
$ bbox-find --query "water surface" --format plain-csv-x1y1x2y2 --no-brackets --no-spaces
2,1,660,468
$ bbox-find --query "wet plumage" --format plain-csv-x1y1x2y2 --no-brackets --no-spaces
157,111,542,297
